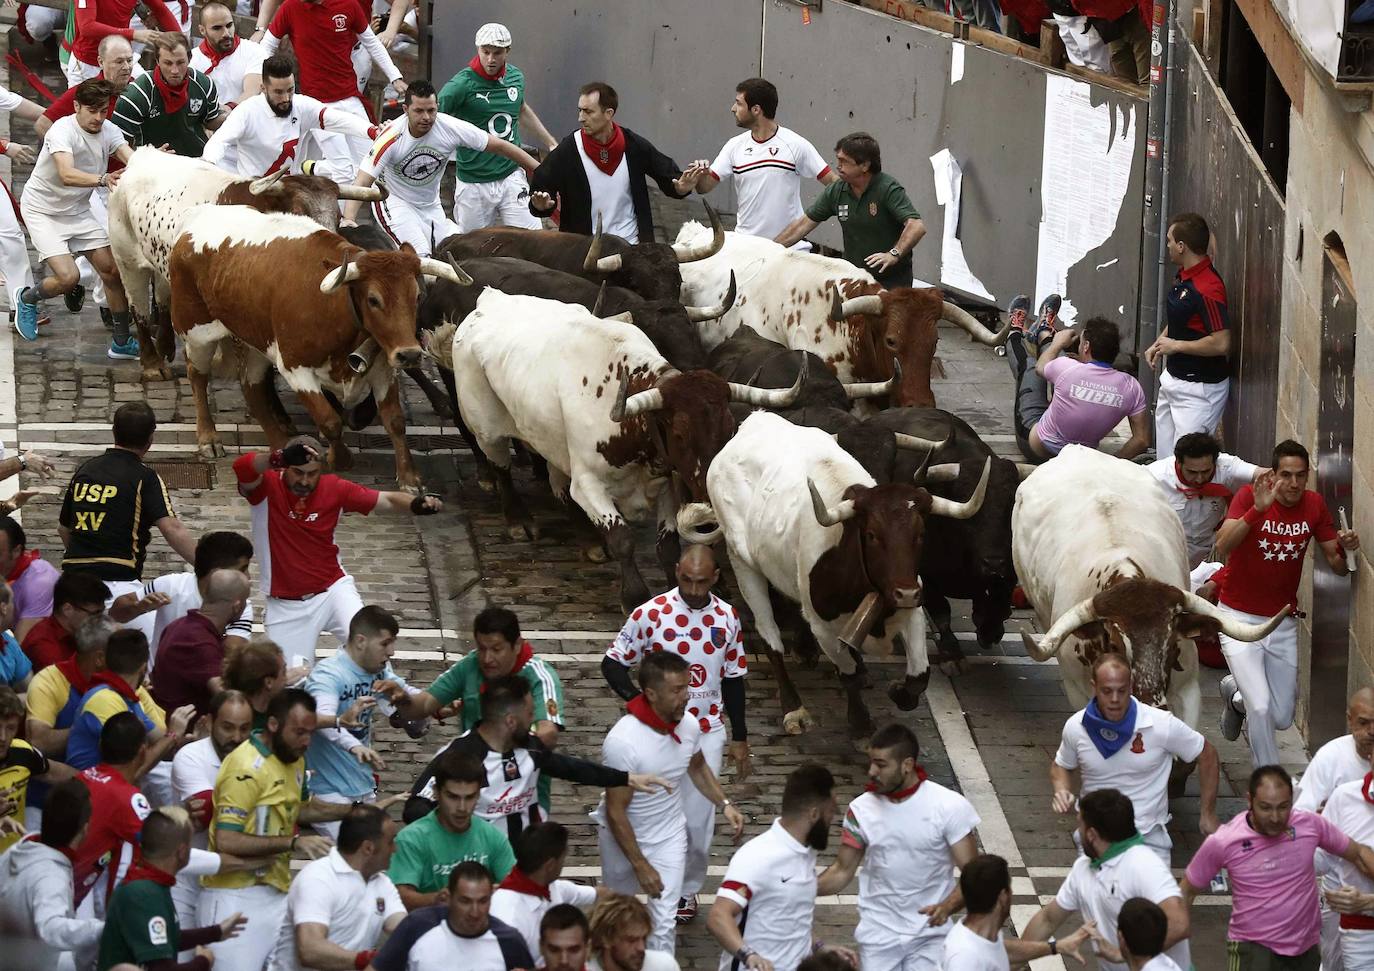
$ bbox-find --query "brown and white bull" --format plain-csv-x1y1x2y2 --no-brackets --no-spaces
708,411,990,736
674,224,1008,408
107,148,385,381
167,205,464,490
1013,445,1287,727
436,289,801,613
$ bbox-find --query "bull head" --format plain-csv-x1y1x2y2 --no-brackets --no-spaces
611,358,807,421
320,246,426,369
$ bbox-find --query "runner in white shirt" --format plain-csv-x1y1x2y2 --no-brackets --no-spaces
341,79,538,257
588,895,682,971
1050,653,1218,862
540,904,593,971
1147,432,1264,568
604,545,752,924
203,54,376,178
490,822,601,961
271,805,406,971
0,84,43,324
708,764,857,971
143,530,255,670
1022,789,1192,971
1321,769,1374,969
190,2,266,108
817,723,980,971
594,651,745,956
696,78,836,247
1116,897,1185,971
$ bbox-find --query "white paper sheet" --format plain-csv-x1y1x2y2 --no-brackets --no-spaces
951,43,965,84
929,149,995,302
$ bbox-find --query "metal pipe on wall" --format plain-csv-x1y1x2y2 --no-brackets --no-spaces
1138,0,1176,371
1154,0,1179,349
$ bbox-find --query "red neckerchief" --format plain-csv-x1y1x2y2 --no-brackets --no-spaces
91,670,141,703
478,643,534,694
580,123,627,177
1176,463,1235,501
55,656,94,695
1363,773,1374,805
124,855,177,887
467,54,506,81
627,694,680,742
865,766,929,801
198,36,239,73
153,66,189,114
498,867,550,900
5,548,41,583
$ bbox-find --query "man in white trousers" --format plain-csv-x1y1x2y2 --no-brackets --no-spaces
0,85,43,325
601,544,751,924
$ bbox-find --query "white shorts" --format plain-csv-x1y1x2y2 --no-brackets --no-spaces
63,55,101,89
453,169,541,233
1053,14,1112,72
24,4,64,42
265,574,364,669
858,935,945,971
198,883,288,971
18,203,108,262
372,196,457,258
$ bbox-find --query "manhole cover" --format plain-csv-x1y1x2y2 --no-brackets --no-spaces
148,462,216,490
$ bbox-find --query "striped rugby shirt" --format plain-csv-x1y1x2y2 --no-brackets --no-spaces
708,125,830,240
112,68,221,157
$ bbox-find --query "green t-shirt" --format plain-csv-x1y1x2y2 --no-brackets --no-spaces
805,171,921,273
97,878,180,970
438,64,527,183
112,69,221,158
387,810,515,893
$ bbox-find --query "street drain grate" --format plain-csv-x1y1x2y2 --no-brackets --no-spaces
148,462,216,490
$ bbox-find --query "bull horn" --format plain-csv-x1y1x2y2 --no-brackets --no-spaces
348,337,379,374
840,293,884,318
1179,592,1290,642
335,182,388,202
611,371,669,421
726,354,806,409
320,256,363,293
248,168,289,195
443,253,474,286
671,200,725,263
584,215,623,273
926,457,991,520
422,321,458,371
921,463,963,483
1021,595,1101,662
1015,463,1038,481
843,360,902,399
838,591,883,655
808,478,857,527
419,257,472,286
592,282,608,317
943,300,1011,346
684,270,737,322
595,253,624,272
829,287,845,322
604,311,635,324
893,429,950,452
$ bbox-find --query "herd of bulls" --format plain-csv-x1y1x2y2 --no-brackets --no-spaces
106,147,1288,737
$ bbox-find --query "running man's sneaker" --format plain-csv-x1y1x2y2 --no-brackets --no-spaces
1006,294,1032,333
63,283,85,314
1219,674,1244,741
675,895,698,923
108,335,140,360
14,289,39,340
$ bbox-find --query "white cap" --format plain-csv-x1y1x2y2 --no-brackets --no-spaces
475,23,512,48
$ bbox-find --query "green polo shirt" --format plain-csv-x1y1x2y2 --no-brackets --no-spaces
806,171,921,274
387,809,515,893
439,64,527,183
97,875,181,969
112,69,221,158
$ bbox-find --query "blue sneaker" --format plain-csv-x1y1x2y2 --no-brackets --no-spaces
108,335,140,360
14,289,39,341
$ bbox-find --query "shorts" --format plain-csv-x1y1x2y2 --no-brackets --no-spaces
19,203,108,262
1226,940,1320,971
858,936,944,971
453,169,541,233
265,574,364,668
372,196,458,258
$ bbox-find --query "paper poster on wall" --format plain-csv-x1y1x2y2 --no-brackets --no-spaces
1034,76,1137,324
929,148,995,303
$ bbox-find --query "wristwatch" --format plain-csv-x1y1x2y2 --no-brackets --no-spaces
17,454,26,471
1048,938,1058,956
888,247,901,258
735,945,756,964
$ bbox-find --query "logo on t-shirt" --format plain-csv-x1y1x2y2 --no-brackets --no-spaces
148,916,168,945
190,98,203,114
375,896,385,914
331,13,349,30
506,86,518,101
709,627,727,648
1257,520,1312,561
1131,732,1144,753
689,663,708,688
838,204,849,221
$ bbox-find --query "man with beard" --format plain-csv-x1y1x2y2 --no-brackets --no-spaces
587,895,679,971
232,438,440,668
111,32,226,157
190,1,265,108
540,905,593,971
817,723,979,971
602,545,751,924
203,54,378,177
695,78,837,248
1148,432,1266,570
199,689,355,971
707,763,858,971
342,79,537,257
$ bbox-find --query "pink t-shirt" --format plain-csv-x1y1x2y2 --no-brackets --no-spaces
1184,809,1351,956
1036,358,1146,454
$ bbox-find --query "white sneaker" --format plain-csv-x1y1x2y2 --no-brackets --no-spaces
1219,674,1244,741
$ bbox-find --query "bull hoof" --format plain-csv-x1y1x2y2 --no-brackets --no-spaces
197,439,226,460
141,363,174,383
888,671,931,711
782,707,813,735
506,520,539,542
938,658,966,678
583,543,610,564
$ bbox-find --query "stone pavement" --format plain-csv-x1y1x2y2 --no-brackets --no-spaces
0,30,1317,971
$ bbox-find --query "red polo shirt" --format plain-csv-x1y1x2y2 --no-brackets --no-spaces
21,614,77,672
267,0,371,103
149,610,224,717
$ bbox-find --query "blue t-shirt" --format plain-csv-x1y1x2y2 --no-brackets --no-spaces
66,684,160,770
0,631,32,688
305,652,410,797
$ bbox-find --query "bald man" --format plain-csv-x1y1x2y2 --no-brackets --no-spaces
1295,687,1374,971
149,569,253,717
602,545,751,923
1050,652,1219,864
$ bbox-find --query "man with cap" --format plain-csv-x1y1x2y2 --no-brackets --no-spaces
439,23,560,232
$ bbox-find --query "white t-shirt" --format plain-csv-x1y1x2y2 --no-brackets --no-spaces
594,712,703,846
170,737,224,852
1054,701,1205,834
203,93,372,177
1140,956,1183,971
1322,779,1374,898
489,879,597,962
576,135,637,243
272,848,405,971
841,780,980,948
0,84,23,112
190,38,267,107
144,571,254,669
608,589,746,736
1147,453,1259,568
590,953,679,971
939,921,1009,971
1054,844,1190,971
24,116,125,216
362,114,487,210
709,126,829,241
1296,734,1369,812
714,819,819,971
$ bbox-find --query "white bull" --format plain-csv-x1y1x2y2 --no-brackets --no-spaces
708,412,989,737
1013,445,1287,727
